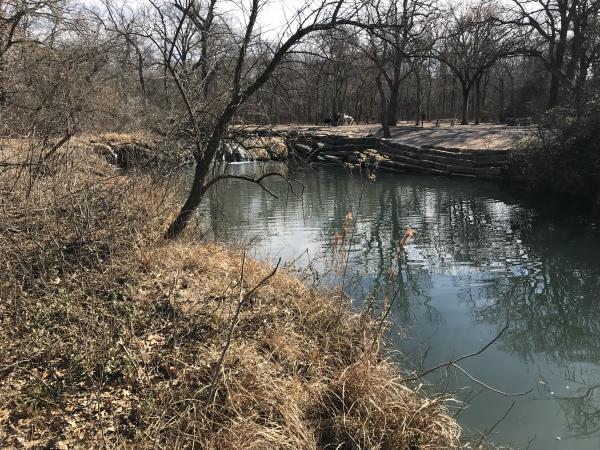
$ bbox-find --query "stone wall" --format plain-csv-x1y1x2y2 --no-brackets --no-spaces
287,134,509,180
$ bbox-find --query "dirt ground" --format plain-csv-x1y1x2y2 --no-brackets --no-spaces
267,122,534,150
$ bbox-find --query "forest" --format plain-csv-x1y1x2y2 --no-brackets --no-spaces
2,0,598,135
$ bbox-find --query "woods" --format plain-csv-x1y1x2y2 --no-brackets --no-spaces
4,0,600,133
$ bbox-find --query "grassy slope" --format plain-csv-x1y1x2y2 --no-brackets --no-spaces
0,138,460,449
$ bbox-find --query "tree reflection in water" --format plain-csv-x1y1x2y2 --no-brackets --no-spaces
199,163,600,444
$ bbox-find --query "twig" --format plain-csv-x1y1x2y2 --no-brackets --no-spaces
452,363,532,397
400,322,510,383
370,275,404,351
206,250,247,406
475,400,516,447
205,252,281,407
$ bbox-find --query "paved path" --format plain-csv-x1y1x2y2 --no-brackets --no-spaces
269,123,533,150
379,125,532,150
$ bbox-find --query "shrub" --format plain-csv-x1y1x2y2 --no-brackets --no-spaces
510,96,600,204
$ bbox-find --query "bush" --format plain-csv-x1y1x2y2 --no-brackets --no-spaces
510,97,600,204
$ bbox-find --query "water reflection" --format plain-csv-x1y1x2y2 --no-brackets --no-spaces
197,163,600,449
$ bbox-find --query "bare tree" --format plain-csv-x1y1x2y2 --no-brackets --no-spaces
509,0,580,108
0,0,65,103
566,0,600,110
363,0,436,129
96,1,152,108
434,2,519,125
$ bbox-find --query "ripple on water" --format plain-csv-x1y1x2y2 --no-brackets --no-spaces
197,164,600,450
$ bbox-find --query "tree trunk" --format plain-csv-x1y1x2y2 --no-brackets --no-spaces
461,86,469,125
441,74,447,119
164,158,209,239
511,73,516,118
332,72,339,126
376,74,391,138
498,74,504,122
474,77,481,125
575,61,589,116
548,72,560,109
450,77,456,118
547,40,567,109
387,82,399,126
0,64,5,105
128,41,147,108
414,70,422,125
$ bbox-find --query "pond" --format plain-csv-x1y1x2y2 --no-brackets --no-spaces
196,162,600,449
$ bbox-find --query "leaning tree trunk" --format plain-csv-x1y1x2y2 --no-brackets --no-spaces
164,158,210,239
164,109,233,239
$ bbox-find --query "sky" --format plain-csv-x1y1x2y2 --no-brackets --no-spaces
82,0,361,41
240,0,313,39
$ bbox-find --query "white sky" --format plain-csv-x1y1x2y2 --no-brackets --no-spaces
82,0,315,39
240,0,313,39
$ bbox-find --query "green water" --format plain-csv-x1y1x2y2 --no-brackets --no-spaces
197,162,600,449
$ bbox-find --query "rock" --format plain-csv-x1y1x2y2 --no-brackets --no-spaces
221,136,288,162
114,143,152,169
90,136,194,171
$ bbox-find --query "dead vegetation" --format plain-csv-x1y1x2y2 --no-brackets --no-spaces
0,142,461,448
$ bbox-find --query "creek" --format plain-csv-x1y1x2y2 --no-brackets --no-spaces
195,162,600,449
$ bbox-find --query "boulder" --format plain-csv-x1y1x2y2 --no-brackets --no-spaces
221,136,288,162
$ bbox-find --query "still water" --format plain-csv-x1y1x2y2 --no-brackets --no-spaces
198,162,600,449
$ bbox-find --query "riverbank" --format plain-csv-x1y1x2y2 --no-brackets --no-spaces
229,123,531,181
0,139,460,448
78,126,525,181
287,134,510,180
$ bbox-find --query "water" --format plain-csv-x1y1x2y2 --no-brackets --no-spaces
197,162,600,449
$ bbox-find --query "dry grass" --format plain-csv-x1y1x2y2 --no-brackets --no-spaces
0,141,461,449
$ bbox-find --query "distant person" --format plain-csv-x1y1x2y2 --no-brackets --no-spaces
421,112,426,128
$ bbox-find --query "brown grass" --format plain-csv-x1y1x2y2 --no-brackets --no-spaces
0,140,461,448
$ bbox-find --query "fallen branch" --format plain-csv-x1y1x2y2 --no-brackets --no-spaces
452,363,532,397
201,172,296,199
474,400,516,447
400,322,510,384
399,321,533,397
38,130,74,166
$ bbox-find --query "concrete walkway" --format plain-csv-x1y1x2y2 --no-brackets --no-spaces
270,123,534,150
377,125,533,150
